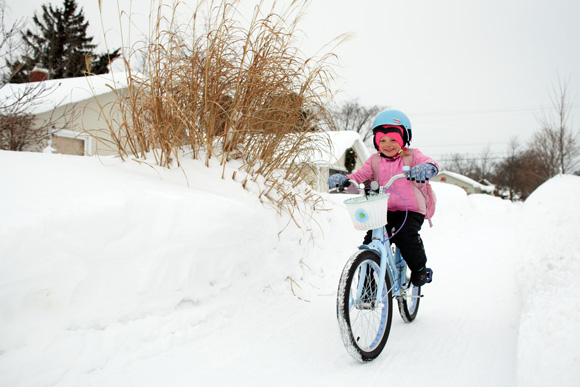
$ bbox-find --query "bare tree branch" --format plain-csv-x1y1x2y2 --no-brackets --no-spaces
0,0,30,85
332,99,384,144
533,76,580,175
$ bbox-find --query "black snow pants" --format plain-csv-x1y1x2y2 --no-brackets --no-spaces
362,211,427,272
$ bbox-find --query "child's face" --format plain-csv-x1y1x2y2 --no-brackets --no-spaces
379,136,402,157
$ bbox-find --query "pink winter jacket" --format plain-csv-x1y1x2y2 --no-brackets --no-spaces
347,149,438,215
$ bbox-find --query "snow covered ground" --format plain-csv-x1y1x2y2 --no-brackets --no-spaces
0,150,579,387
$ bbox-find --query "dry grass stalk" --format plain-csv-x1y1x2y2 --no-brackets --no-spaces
100,0,342,225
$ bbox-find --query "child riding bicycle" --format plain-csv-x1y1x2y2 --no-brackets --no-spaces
329,109,438,287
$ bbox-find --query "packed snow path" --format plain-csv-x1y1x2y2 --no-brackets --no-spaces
1,151,578,387
88,189,520,387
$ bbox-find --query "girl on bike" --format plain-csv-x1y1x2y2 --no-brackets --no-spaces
328,109,438,287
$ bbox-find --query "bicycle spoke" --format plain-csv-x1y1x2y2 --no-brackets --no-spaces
348,262,390,350
338,252,394,360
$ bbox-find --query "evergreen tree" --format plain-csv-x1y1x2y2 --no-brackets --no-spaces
6,0,120,83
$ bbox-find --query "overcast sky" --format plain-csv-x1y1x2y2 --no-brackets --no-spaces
8,0,580,160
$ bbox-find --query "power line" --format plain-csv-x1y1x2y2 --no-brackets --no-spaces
411,104,580,118
436,156,507,162
421,142,508,148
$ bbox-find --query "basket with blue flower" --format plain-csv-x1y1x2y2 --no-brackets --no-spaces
343,193,389,231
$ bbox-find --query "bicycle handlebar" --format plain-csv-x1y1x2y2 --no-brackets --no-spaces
329,166,411,241
335,166,410,194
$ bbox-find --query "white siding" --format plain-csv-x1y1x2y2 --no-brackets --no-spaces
34,90,124,157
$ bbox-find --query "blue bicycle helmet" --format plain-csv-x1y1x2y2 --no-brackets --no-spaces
371,109,412,148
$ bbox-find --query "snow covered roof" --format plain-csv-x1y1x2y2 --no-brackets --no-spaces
325,130,370,164
285,130,370,169
439,170,495,193
0,72,129,115
303,130,370,170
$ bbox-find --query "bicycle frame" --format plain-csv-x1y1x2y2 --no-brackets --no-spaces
357,227,409,308
336,166,423,361
351,170,413,308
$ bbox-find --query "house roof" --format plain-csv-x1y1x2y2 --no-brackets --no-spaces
0,72,129,115
305,131,371,169
326,130,371,163
438,170,495,193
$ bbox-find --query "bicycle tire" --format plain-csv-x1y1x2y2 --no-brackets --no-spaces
397,281,421,322
337,250,393,362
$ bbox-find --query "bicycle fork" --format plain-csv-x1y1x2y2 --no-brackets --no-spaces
354,227,422,309
354,228,391,309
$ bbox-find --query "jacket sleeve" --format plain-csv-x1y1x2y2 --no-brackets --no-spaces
413,149,439,171
347,155,374,184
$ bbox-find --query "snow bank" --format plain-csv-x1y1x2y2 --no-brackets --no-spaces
1,150,579,387
516,175,580,387
0,150,352,386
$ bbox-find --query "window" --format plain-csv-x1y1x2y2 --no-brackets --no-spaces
53,135,85,155
50,129,91,156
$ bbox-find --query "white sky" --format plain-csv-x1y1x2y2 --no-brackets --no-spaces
7,0,580,160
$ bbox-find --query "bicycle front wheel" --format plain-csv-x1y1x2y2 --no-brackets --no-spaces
337,250,393,362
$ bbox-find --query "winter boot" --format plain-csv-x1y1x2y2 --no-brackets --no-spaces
411,267,433,287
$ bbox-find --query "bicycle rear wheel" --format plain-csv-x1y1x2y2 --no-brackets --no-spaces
337,250,393,362
397,278,421,322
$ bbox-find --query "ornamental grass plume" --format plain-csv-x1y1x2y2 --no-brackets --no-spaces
99,0,344,224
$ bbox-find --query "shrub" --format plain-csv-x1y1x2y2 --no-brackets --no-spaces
0,112,39,151
101,0,340,223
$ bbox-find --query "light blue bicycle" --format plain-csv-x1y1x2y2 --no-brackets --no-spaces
336,167,421,362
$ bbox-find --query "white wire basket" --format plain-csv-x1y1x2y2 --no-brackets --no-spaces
343,193,390,231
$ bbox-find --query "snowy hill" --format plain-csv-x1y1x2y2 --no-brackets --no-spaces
0,150,579,387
